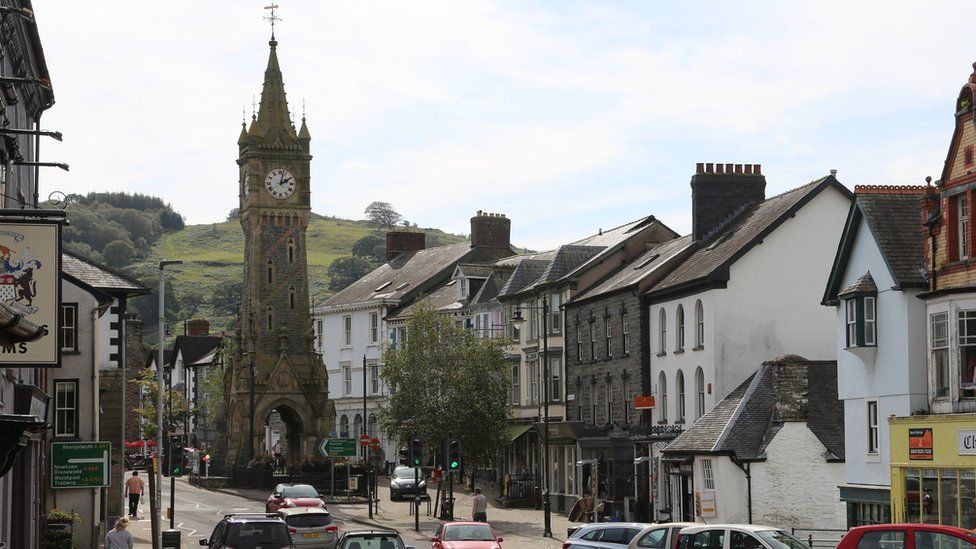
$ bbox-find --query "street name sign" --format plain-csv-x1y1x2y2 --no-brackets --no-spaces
317,438,356,458
52,441,111,488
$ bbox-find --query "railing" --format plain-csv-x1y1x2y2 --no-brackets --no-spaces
791,527,848,548
502,473,540,500
227,464,370,497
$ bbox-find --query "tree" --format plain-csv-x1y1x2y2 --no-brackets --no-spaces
159,209,185,231
226,207,240,221
378,302,511,469
132,367,193,440
102,239,137,268
364,201,402,227
351,233,386,264
327,256,372,291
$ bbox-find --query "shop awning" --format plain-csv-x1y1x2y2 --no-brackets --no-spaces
507,424,534,441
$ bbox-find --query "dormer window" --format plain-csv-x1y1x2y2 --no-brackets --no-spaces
840,272,878,348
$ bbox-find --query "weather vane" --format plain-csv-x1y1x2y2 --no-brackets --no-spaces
263,4,281,40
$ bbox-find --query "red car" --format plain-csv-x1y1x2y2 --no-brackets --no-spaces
836,524,976,549
431,521,503,549
265,483,327,513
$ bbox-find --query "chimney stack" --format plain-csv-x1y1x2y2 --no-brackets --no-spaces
386,230,426,261
470,211,511,250
691,163,766,242
187,315,210,336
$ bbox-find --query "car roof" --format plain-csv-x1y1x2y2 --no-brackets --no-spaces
576,523,654,532
223,513,286,523
341,530,400,536
638,523,701,532
680,524,783,534
278,507,331,516
851,524,976,535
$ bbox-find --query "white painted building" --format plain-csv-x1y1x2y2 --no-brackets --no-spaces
644,164,852,521
821,186,929,526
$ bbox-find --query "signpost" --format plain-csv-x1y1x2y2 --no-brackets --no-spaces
370,437,381,452
318,438,357,458
52,441,112,488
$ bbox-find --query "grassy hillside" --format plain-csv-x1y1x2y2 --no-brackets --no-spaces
126,216,465,340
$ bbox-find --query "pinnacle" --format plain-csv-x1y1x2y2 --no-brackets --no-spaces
255,39,297,141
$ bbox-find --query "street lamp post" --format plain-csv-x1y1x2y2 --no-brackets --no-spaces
512,295,554,538
156,259,181,547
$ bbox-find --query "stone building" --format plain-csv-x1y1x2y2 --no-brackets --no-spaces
224,30,333,465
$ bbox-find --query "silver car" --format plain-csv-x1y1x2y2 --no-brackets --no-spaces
278,507,338,549
627,523,701,549
564,523,652,548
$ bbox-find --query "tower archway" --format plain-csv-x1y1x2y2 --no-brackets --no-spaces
264,405,304,468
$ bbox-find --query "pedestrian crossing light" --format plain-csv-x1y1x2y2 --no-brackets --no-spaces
447,439,461,472
409,436,424,467
163,435,183,477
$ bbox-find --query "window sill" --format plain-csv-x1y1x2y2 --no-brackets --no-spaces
656,352,666,357
673,349,684,354
674,419,686,425
657,420,669,425
844,344,877,350
692,345,704,352
61,350,81,355
864,452,881,463
53,435,80,441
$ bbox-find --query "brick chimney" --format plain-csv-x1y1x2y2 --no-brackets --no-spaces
470,211,511,250
691,163,766,242
386,230,426,261
187,315,210,336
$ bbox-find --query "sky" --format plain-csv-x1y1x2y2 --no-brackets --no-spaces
35,1,976,251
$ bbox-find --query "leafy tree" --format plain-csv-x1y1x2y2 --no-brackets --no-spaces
351,233,386,263
62,240,103,263
379,302,511,469
132,367,193,440
326,256,372,291
159,209,185,231
364,201,402,227
226,207,240,221
102,239,137,269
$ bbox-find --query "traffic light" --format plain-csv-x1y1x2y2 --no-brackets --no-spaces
447,439,461,472
409,436,424,467
163,435,183,477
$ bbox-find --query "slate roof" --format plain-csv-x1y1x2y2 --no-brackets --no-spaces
322,242,485,308
663,359,844,461
62,250,149,295
823,189,927,304
573,236,694,304
455,263,494,278
471,270,508,306
169,335,222,368
648,176,851,299
497,259,551,298
838,272,877,297
387,280,463,319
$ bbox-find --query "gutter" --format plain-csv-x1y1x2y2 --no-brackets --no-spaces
729,453,753,524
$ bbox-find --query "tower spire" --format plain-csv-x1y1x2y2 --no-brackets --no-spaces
254,6,297,142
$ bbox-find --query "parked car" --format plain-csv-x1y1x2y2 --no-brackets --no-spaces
627,523,700,549
563,523,651,548
278,507,339,549
676,524,809,549
267,483,327,513
336,529,416,549
431,521,503,549
388,466,426,501
835,524,976,549
199,513,293,549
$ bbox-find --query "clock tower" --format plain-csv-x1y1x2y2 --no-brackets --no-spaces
224,31,334,465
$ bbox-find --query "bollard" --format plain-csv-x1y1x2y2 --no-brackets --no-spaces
161,529,181,549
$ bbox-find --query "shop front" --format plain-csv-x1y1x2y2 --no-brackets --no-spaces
629,423,684,523
889,414,976,529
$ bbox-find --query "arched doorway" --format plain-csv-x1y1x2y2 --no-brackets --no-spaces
264,405,304,469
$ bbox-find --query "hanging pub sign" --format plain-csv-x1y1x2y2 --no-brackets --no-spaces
0,219,61,367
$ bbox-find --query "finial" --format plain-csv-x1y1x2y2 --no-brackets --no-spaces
263,4,281,44
251,95,257,118
242,103,246,125
302,98,306,121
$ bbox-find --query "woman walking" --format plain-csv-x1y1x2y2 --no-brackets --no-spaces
105,517,134,549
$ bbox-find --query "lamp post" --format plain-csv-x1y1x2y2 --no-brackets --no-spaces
156,259,181,546
512,295,554,538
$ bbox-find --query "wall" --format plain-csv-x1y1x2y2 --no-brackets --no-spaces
833,216,927,488
750,423,846,529
698,456,749,524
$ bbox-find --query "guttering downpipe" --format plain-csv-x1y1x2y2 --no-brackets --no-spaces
730,454,752,524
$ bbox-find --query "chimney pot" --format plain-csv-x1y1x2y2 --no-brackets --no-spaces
830,169,838,177
735,164,742,174
706,163,714,173
725,163,733,173
716,163,724,174
745,165,753,175
696,162,705,173
755,164,762,175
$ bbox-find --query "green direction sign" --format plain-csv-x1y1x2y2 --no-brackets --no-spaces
317,438,356,458
52,441,112,489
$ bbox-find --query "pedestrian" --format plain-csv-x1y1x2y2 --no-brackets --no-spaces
124,470,145,518
105,516,134,549
472,487,488,522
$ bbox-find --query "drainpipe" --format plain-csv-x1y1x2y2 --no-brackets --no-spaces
91,301,109,549
730,454,752,524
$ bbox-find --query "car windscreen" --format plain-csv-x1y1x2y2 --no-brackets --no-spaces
226,522,291,547
340,534,405,549
392,467,421,479
444,525,495,541
282,485,319,498
757,530,811,549
286,514,333,528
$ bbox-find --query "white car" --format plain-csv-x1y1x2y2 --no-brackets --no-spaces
278,507,338,549
627,523,701,549
675,524,810,549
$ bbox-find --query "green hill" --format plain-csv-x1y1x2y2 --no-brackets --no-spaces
126,216,466,341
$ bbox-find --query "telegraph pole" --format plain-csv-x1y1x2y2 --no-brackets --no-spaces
156,260,181,548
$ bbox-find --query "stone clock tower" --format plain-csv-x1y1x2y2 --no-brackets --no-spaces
224,33,334,465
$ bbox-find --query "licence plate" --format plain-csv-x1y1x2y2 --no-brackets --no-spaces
303,533,321,539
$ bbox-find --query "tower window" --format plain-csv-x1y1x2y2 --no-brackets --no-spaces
288,239,295,263
267,306,273,330
267,260,274,284
289,286,296,310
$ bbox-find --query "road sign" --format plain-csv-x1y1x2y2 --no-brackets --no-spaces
370,437,381,452
317,438,357,458
359,434,371,447
52,441,112,489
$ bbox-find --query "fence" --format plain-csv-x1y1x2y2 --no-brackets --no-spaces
227,464,370,497
791,527,848,549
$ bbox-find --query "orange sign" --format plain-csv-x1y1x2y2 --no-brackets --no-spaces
633,395,656,409
909,428,933,460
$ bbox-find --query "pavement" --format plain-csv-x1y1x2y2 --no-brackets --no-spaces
121,471,579,548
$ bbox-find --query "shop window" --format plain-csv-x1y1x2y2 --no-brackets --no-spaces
963,470,976,530
959,310,976,398
867,401,879,454
904,469,922,523
857,531,905,549
845,296,877,347
921,469,939,524
850,502,890,526
938,469,959,527
931,313,950,398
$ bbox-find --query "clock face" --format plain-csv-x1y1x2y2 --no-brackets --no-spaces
265,168,296,200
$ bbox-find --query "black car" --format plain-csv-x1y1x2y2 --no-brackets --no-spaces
388,466,426,501
200,513,294,549
336,530,415,549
